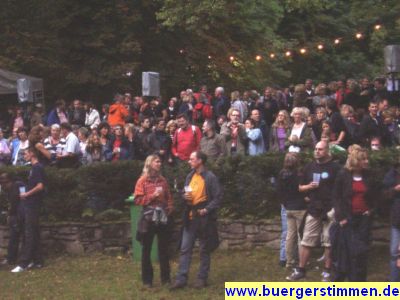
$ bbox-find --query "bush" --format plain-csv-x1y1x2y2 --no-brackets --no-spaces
0,149,398,221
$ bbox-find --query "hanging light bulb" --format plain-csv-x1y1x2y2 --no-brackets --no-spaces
334,39,340,45
374,24,381,30
355,33,363,39
285,51,291,57
300,48,307,54
179,49,184,54
255,55,262,61
269,53,275,59
208,55,212,59
229,56,235,61
317,44,324,50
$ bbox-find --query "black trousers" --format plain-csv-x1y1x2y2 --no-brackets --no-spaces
141,223,171,285
7,215,21,264
18,205,43,268
334,215,371,282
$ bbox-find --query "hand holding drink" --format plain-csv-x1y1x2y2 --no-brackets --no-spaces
151,186,163,200
184,185,193,204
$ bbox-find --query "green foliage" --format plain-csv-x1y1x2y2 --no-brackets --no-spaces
0,0,399,102
1,149,398,221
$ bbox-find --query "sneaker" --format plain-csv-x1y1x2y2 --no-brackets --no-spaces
27,262,35,269
321,271,331,282
317,254,325,262
11,266,25,273
286,268,305,281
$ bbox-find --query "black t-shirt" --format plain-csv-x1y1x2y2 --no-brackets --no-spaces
25,162,46,207
301,159,341,217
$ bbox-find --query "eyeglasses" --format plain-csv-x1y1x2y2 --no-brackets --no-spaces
231,114,240,117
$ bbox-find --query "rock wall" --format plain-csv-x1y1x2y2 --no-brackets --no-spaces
0,218,390,256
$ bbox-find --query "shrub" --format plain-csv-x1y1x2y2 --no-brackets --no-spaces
0,149,398,221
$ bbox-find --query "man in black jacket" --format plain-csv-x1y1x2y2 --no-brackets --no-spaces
286,141,340,281
359,100,383,147
171,151,222,290
0,173,24,266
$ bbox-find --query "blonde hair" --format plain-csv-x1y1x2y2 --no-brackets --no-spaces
345,146,368,171
272,110,290,129
291,107,307,120
283,152,299,171
142,154,161,177
231,91,240,101
227,108,240,119
166,120,177,133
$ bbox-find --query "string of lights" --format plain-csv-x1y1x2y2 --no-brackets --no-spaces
177,23,384,63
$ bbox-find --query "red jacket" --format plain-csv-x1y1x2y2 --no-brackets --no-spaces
172,125,202,160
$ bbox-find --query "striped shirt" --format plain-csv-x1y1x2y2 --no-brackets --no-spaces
43,136,66,155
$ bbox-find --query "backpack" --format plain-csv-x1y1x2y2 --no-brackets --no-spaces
193,102,213,123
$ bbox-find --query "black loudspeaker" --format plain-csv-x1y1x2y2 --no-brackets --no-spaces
384,45,400,73
142,72,160,97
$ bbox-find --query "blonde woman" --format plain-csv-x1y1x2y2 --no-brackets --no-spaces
277,153,306,268
134,154,174,287
285,107,313,152
332,146,378,281
269,110,291,152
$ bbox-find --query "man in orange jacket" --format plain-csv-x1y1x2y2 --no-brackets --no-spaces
108,94,129,127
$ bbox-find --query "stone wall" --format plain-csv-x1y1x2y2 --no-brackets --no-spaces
0,218,390,256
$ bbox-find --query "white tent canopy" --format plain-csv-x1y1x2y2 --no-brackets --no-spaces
0,68,44,102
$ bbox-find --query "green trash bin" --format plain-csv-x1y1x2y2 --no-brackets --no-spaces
125,195,158,262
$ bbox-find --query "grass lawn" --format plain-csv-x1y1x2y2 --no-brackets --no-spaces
0,245,390,300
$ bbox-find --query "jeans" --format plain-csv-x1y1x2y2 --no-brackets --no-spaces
280,205,287,262
7,215,21,264
18,205,43,268
390,226,400,281
141,223,171,285
176,217,211,284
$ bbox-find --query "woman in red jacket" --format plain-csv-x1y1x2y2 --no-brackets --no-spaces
134,154,173,288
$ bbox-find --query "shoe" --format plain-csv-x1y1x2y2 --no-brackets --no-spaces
27,262,35,269
169,281,186,290
317,254,325,262
279,260,287,267
286,268,305,281
11,266,26,273
193,279,207,289
321,271,331,282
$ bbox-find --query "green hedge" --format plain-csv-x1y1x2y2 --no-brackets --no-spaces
0,149,398,221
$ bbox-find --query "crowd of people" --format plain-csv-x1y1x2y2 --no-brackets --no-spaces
0,77,400,284
0,77,398,169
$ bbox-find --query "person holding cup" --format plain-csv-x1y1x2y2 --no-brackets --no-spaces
171,151,222,290
286,141,340,281
134,154,173,288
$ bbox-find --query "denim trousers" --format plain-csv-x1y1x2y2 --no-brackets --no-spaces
176,217,211,283
390,226,400,281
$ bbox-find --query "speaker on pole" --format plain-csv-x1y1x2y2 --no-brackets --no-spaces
384,45,400,74
142,72,160,97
